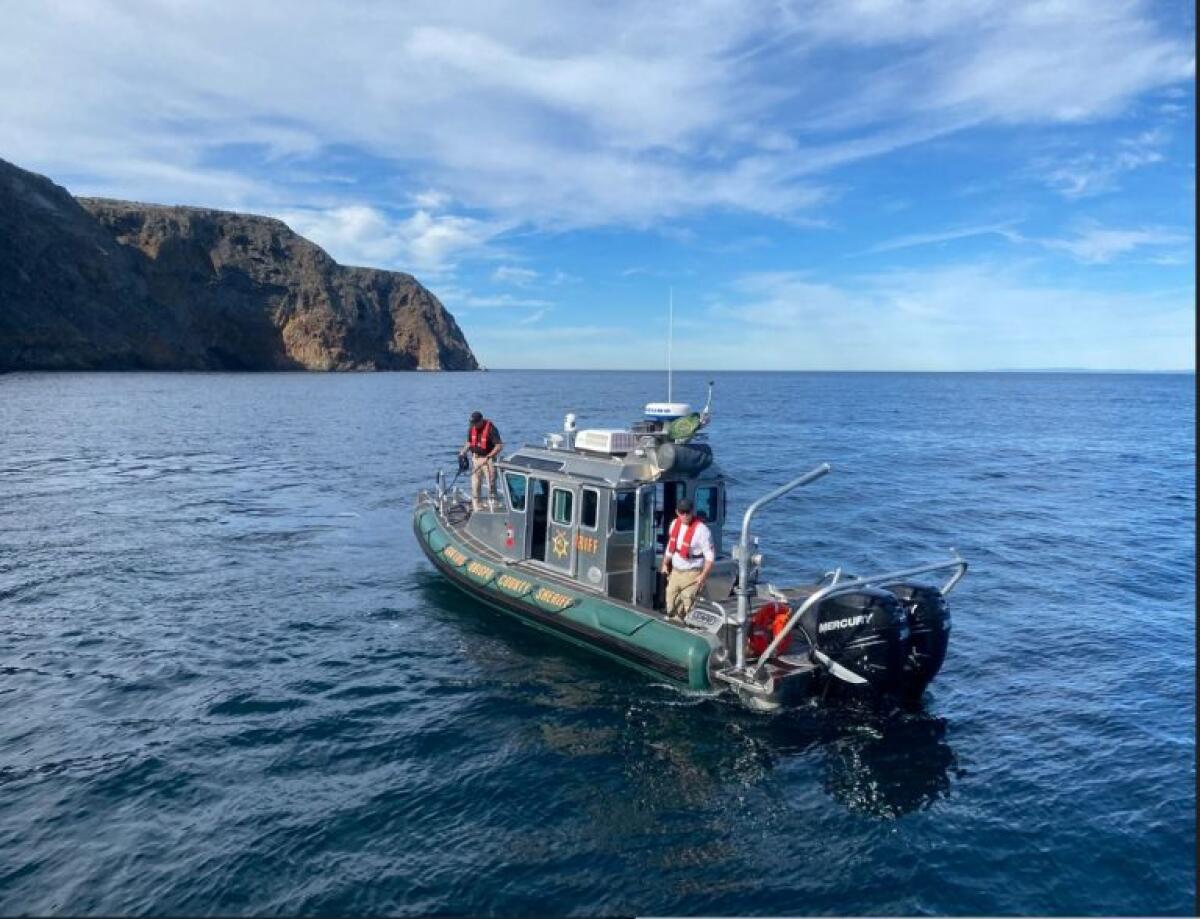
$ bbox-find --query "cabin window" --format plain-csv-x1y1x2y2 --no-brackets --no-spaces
581,487,599,530
613,491,636,532
658,480,684,523
695,485,720,523
656,480,685,546
551,487,574,525
505,473,528,511
638,488,656,551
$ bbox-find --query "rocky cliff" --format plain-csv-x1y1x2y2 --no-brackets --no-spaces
0,158,478,372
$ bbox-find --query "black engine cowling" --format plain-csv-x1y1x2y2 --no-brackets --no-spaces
800,588,911,695
887,583,951,699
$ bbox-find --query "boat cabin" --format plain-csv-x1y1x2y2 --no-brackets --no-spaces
459,417,735,611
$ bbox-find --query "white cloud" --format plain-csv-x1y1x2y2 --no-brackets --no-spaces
434,284,554,311
1036,224,1192,264
492,265,539,286
696,263,1194,370
411,189,453,209
1035,129,1172,198
399,24,722,149
490,265,579,287
789,0,1194,127
454,293,554,309
61,157,267,210
865,218,1193,265
468,323,643,368
0,0,1190,236
713,272,862,327
865,222,1023,254
402,210,504,270
474,262,1194,370
275,205,507,271
518,308,552,324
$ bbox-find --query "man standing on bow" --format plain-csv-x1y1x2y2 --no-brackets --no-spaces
459,411,503,512
661,497,714,620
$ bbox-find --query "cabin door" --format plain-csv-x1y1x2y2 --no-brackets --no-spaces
544,485,577,574
631,484,657,608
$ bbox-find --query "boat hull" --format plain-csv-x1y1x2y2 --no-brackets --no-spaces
413,502,716,690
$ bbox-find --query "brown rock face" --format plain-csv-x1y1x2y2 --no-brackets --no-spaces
0,157,478,372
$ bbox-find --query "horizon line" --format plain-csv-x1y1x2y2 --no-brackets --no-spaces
477,367,1196,374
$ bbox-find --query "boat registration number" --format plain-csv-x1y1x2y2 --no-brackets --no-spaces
684,608,725,634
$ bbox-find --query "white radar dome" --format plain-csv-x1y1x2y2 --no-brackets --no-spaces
644,402,691,420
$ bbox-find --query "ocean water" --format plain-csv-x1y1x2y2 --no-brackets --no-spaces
0,370,1194,916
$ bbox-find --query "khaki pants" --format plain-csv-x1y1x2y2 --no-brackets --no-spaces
666,567,704,619
471,455,496,506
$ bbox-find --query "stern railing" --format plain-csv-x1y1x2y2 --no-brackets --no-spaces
748,554,968,680
733,462,832,668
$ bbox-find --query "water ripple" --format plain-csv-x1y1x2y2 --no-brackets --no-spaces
0,370,1193,915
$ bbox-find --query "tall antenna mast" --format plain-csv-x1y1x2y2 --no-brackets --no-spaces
668,286,674,401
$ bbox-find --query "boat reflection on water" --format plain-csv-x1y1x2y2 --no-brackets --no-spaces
416,571,961,820
813,708,960,818
607,693,961,821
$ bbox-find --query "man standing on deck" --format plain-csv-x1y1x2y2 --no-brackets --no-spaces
661,497,714,621
459,411,503,512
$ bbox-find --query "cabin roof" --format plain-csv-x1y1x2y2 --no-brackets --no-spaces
501,445,649,486
501,443,723,488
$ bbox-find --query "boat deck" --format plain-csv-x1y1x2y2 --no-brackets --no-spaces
435,496,820,680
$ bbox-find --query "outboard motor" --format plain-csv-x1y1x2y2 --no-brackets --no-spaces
887,583,951,699
799,588,911,696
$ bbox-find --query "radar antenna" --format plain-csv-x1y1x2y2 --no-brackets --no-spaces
667,286,674,402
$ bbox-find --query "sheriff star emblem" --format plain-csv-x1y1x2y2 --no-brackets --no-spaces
551,531,570,559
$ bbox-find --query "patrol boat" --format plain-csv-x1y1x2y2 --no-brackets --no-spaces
413,388,968,711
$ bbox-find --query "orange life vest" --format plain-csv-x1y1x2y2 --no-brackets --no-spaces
747,600,794,657
468,420,494,454
667,517,702,559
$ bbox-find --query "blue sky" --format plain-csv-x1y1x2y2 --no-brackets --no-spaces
2,1,1194,369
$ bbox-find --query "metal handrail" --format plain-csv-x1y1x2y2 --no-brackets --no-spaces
748,553,968,679
733,462,832,668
